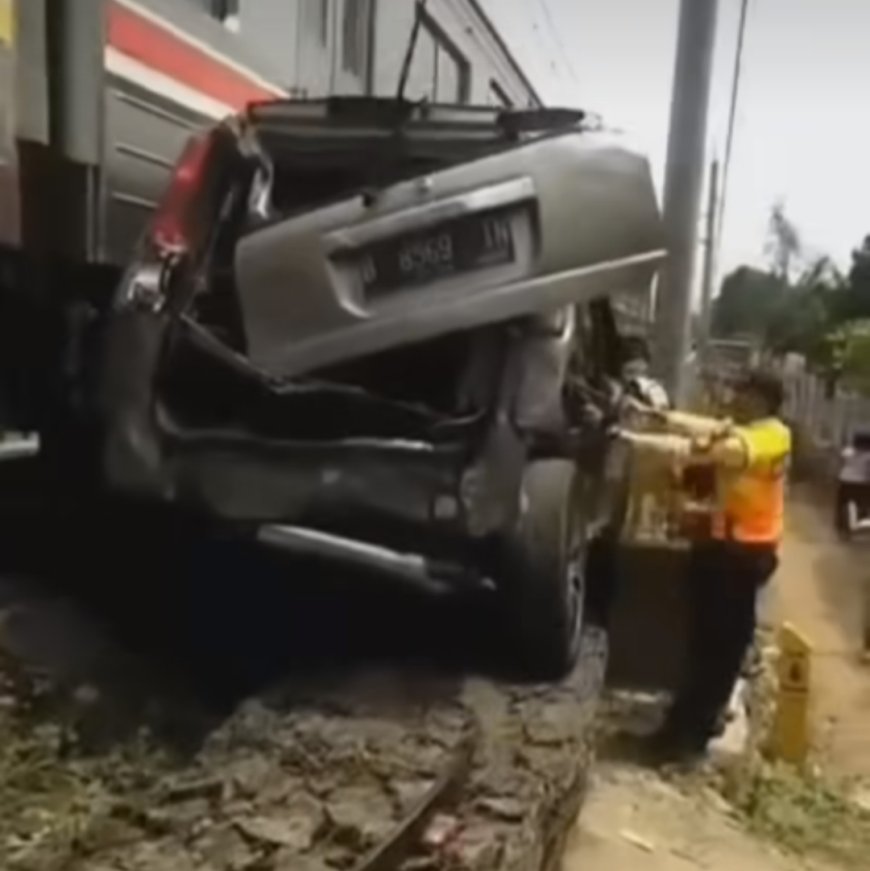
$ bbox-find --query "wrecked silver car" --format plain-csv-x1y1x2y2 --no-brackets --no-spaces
101,98,665,677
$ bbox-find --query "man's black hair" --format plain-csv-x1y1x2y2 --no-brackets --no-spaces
741,369,784,415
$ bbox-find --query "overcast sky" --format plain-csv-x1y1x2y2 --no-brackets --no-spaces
482,0,870,290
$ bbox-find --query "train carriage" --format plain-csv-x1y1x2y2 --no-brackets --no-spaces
0,0,539,429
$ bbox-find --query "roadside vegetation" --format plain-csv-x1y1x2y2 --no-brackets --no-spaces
712,203,870,393
704,638,870,870
732,762,870,869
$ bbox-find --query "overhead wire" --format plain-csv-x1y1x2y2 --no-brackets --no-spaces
534,0,580,86
716,0,751,255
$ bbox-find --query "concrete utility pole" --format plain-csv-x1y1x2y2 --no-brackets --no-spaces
699,158,720,358
654,0,720,402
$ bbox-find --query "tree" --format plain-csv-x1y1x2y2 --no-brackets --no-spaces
764,202,802,281
711,230,870,392
834,236,870,320
851,235,870,283
712,204,804,339
711,255,845,363
766,257,845,359
711,266,786,338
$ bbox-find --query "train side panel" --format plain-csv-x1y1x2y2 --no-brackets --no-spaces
101,0,288,265
100,0,540,265
0,0,542,430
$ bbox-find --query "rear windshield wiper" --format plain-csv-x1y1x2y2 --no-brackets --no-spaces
495,107,586,137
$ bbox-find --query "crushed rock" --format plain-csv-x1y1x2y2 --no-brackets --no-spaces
1,626,608,871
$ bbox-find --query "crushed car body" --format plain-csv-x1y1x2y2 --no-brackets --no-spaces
100,97,666,677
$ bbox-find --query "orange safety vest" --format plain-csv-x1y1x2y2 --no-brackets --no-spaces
711,418,792,545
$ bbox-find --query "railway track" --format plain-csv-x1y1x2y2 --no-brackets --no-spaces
0,517,607,871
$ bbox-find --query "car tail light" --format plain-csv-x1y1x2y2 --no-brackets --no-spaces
151,132,216,255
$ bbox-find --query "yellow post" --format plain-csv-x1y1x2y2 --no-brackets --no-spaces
769,622,812,765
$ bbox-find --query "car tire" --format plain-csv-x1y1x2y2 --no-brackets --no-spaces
498,459,586,680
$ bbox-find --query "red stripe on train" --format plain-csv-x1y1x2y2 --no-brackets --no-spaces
108,3,278,110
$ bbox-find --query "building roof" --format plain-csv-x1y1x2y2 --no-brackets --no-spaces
465,0,544,107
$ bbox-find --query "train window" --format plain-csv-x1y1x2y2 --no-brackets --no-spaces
423,14,470,103
404,26,436,101
434,42,468,103
398,11,468,104
342,0,371,77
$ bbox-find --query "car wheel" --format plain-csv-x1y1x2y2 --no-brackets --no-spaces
498,459,586,679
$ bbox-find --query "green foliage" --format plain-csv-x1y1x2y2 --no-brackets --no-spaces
831,236,870,321
710,267,787,339
766,257,847,359
735,762,870,868
711,257,844,361
712,215,870,392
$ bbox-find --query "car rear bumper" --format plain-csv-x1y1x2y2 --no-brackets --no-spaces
246,251,663,378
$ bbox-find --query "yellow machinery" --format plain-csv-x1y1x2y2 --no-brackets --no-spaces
618,407,719,551
606,381,726,690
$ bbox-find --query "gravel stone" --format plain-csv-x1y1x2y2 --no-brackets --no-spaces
225,755,273,799
235,795,325,851
326,784,396,848
193,824,257,871
0,572,606,871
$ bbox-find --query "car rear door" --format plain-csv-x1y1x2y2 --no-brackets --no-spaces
237,100,665,378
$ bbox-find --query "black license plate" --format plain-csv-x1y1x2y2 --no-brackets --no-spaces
359,210,515,297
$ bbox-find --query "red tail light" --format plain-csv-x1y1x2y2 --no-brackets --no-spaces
151,132,214,254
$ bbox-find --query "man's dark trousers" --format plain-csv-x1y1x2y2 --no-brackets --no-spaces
664,540,778,747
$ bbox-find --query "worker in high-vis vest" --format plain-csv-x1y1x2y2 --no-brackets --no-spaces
621,369,791,760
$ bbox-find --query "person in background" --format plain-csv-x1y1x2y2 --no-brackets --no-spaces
835,426,870,538
619,336,670,411
621,370,791,761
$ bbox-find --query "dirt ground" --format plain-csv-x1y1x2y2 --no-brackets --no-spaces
772,488,870,778
563,762,836,871
563,486,870,871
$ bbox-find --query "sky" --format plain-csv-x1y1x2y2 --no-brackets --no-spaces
482,0,870,293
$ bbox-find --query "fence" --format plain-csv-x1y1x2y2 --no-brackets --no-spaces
783,369,870,481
